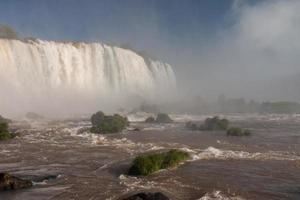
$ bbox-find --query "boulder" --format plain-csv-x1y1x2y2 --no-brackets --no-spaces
227,127,251,136
145,117,155,123
121,192,169,200
199,116,229,131
185,121,198,130
0,173,32,191
91,111,105,127
90,111,128,134
155,113,173,123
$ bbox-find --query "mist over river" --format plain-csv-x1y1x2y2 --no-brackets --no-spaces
0,113,299,200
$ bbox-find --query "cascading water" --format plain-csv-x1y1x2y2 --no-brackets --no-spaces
0,39,176,116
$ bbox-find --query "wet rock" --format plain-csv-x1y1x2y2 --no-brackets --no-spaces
145,117,155,123
185,121,199,130
121,192,169,200
0,173,32,191
199,116,229,131
32,174,59,183
90,111,128,134
145,114,173,123
155,113,173,123
227,127,251,136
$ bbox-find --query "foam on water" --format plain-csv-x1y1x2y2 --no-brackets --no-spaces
67,127,164,153
198,191,245,200
184,146,300,161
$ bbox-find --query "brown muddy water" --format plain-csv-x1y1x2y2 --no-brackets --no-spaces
0,114,300,200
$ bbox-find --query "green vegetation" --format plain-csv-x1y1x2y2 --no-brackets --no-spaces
128,149,189,176
185,117,253,136
0,25,18,39
199,116,229,131
227,127,251,136
91,111,105,127
90,111,128,134
0,115,12,124
0,122,14,140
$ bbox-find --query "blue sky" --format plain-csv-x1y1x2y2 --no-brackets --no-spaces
0,0,236,57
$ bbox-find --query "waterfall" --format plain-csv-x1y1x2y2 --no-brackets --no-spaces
0,39,176,116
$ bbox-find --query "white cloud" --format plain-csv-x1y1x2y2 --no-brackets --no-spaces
197,0,300,100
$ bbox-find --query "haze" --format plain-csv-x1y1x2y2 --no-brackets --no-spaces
1,0,300,116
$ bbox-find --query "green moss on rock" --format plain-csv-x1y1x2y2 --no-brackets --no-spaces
128,149,189,176
91,111,105,127
199,116,229,131
0,173,32,191
227,127,251,136
90,111,128,134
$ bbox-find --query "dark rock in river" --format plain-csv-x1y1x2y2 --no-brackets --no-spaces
199,116,229,131
155,113,173,123
90,111,129,134
121,192,169,200
145,116,155,123
227,127,251,136
145,114,173,123
0,173,32,191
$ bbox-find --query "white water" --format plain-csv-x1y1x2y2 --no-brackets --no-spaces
0,39,176,116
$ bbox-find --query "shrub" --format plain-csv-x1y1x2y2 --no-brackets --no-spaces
0,25,18,39
227,127,251,136
128,149,189,176
199,117,229,131
0,115,12,123
90,112,128,134
0,122,14,140
155,113,173,123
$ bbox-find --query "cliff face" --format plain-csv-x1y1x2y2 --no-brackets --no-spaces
0,39,176,116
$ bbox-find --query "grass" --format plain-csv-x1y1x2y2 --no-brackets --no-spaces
128,149,189,176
